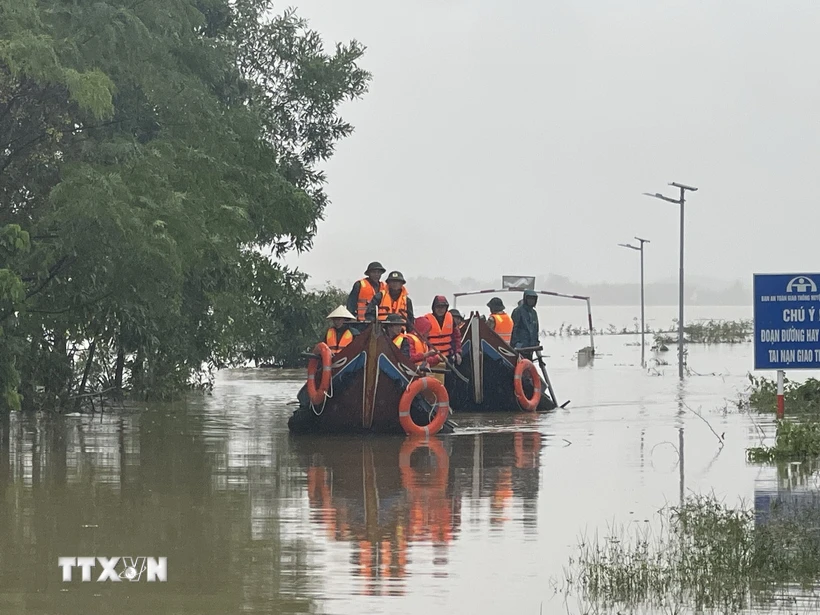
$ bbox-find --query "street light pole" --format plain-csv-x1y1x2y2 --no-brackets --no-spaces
618,237,650,368
643,182,698,379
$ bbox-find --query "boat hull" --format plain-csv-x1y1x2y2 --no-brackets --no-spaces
289,324,452,435
449,316,556,413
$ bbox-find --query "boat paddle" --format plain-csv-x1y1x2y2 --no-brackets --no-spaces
515,345,568,409
534,349,568,408
420,341,470,383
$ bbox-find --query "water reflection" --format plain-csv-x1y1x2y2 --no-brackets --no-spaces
292,429,544,597
0,406,319,614
0,400,545,614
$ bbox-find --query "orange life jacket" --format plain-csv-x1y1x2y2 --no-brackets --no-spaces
489,312,513,343
394,332,427,364
356,278,386,321
377,288,408,321
426,312,454,356
326,327,354,353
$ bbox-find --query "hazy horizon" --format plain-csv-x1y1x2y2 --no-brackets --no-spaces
283,1,820,287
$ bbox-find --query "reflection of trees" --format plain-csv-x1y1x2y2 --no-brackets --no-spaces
296,429,544,596
0,401,319,615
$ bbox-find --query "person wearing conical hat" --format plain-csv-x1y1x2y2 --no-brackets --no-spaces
346,261,387,322
486,297,513,344
365,270,415,331
324,306,358,355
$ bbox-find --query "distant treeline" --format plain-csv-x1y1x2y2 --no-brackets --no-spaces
367,274,752,307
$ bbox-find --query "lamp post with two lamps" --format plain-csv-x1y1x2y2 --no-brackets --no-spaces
643,182,698,379
618,237,650,368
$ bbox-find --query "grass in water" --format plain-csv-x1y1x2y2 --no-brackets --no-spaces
561,494,820,614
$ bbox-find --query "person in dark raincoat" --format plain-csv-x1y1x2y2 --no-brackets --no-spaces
511,290,540,359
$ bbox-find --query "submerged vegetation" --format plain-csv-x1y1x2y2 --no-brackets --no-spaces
740,376,820,462
744,375,820,414
544,318,753,345
561,494,820,614
0,0,369,410
747,420,820,462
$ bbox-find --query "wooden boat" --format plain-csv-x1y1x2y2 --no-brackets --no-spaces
448,314,557,412
288,323,453,435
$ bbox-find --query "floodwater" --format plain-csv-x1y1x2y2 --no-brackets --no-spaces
1,304,815,614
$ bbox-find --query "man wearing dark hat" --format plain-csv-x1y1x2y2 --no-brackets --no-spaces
486,297,513,344
449,309,465,332
346,261,387,322
365,270,414,331
511,290,540,359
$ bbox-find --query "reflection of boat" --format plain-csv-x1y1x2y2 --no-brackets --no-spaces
449,315,556,412
293,429,544,594
295,436,457,596
289,324,451,435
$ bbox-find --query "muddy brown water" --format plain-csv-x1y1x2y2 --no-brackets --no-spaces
0,306,812,614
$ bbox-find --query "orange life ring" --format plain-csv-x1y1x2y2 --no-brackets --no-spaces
513,358,541,411
398,377,450,437
306,342,332,404
399,437,449,491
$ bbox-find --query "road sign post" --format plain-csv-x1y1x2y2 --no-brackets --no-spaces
754,273,820,418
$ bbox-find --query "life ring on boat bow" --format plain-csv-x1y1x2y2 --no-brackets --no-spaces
306,342,332,405
398,377,450,437
513,358,541,412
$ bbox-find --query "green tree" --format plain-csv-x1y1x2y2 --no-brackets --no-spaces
0,0,369,410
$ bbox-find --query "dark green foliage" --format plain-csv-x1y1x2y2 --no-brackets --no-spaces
0,0,369,409
746,375,820,414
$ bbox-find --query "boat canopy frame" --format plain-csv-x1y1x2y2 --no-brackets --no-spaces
452,289,595,356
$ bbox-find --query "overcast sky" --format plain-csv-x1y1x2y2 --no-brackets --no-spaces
283,0,820,287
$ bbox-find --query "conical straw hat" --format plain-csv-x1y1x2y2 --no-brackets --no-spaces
327,305,356,320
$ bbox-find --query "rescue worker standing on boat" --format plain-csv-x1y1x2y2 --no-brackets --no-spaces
365,270,415,330
324,306,358,355
346,261,387,322
486,297,513,344
511,290,540,360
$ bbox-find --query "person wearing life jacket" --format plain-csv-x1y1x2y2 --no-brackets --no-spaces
384,314,413,358
423,296,462,367
511,290,540,359
365,270,415,330
393,315,440,368
449,309,466,332
486,297,513,344
346,261,387,322
324,306,358,355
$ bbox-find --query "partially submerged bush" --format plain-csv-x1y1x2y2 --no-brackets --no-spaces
561,494,820,614
746,375,820,414
747,420,820,462
685,319,753,344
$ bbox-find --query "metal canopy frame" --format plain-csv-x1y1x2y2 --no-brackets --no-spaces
452,289,595,356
